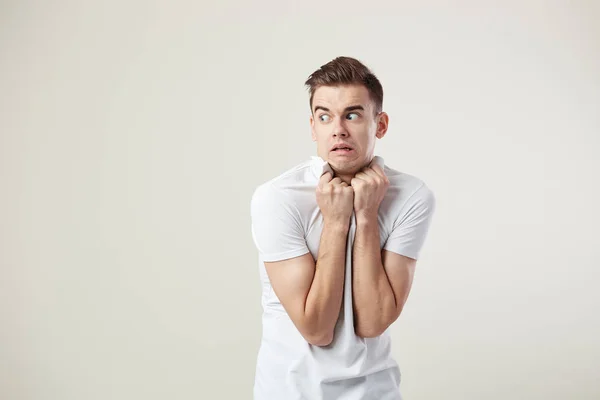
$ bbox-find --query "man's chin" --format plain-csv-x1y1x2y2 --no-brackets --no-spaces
330,163,361,177
330,155,358,165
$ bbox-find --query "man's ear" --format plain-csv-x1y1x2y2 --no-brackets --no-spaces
376,112,389,139
310,114,316,141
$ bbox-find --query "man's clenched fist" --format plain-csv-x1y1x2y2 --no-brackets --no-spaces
350,164,389,220
316,172,355,225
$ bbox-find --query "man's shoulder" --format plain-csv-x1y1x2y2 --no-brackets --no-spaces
384,165,425,190
383,165,435,206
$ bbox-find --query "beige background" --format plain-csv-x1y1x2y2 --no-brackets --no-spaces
1,1,599,399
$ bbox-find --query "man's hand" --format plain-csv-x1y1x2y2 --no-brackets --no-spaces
351,164,389,220
316,172,355,226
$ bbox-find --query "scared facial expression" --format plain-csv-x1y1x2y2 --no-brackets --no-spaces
310,84,388,177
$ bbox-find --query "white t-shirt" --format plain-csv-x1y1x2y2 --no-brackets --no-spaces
250,155,435,400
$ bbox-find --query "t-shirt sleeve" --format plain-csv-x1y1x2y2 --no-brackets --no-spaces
250,184,310,262
383,183,436,260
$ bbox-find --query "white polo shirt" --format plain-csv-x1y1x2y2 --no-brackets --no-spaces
250,155,435,400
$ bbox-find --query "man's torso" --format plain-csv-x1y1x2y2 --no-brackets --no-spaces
252,156,429,399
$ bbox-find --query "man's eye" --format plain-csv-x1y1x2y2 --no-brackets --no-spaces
346,112,359,120
319,115,331,122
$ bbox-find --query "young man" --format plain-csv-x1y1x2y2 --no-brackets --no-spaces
250,56,436,399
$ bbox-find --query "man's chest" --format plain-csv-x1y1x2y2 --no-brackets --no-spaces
299,199,396,262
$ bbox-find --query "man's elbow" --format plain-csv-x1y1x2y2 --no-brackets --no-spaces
303,330,334,347
355,323,386,338
355,311,402,338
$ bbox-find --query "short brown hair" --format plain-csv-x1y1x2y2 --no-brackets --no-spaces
304,56,384,115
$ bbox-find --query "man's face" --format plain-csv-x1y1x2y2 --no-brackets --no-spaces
310,84,388,176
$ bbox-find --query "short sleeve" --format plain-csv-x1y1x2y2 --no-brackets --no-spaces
383,183,436,260
250,184,310,262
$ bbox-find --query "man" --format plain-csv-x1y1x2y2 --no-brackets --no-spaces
250,56,436,399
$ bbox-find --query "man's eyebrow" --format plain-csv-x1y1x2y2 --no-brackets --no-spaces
344,105,364,112
313,105,365,113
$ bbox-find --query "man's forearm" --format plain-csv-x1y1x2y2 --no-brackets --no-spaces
352,213,397,337
303,220,349,345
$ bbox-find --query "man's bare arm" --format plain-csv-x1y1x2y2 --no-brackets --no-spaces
350,164,416,338
265,219,349,346
351,213,416,338
265,172,354,346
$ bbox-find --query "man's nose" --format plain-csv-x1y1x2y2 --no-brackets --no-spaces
332,118,348,137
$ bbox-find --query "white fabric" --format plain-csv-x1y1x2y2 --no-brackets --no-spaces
250,155,436,400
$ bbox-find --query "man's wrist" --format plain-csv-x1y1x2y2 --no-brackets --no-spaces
355,211,378,226
323,218,351,232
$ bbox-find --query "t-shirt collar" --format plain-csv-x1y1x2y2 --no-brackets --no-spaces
310,155,385,179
